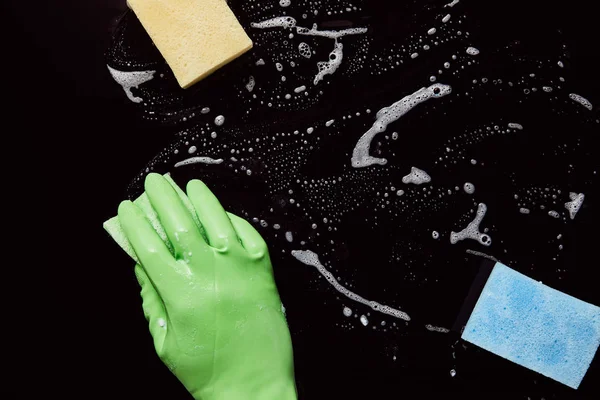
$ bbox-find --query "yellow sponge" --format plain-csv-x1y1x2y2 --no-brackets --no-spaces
128,0,252,89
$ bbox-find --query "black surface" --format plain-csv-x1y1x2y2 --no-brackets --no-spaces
12,0,599,398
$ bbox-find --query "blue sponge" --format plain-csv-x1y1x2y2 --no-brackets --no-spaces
462,262,600,389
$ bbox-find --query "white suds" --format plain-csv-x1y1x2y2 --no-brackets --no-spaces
201,107,210,114
466,249,500,262
463,182,475,194
314,41,344,85
255,59,265,66
343,307,352,317
569,93,593,110
296,24,368,39
291,250,410,321
450,203,492,246
298,42,312,58
444,0,460,7
107,65,155,103
214,115,225,126
360,315,369,326
251,20,365,86
466,47,479,56
564,192,585,219
425,324,449,333
519,207,530,214
427,28,437,35
251,16,297,29
397,189,405,196
411,52,419,59
402,167,432,185
174,157,224,167
325,119,335,127
432,231,440,239
548,210,560,218
442,14,451,23
351,84,452,167
508,122,523,130
246,76,255,92
279,0,291,7
285,231,294,242
294,85,307,93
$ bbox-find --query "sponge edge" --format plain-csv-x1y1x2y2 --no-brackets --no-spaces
103,174,204,263
128,0,253,89
462,262,600,389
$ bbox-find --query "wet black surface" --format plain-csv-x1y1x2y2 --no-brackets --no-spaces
13,0,599,398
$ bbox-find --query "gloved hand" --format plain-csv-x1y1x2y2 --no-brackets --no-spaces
117,173,297,400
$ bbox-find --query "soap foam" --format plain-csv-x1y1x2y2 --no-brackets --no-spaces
466,47,479,56
285,231,294,242
463,182,475,194
251,16,297,29
360,315,369,326
314,41,344,85
548,210,560,219
425,324,449,333
402,167,432,185
444,0,460,7
352,84,452,168
174,156,224,167
450,203,492,246
569,93,593,110
107,65,155,103
508,122,523,130
291,250,410,321
298,42,312,58
245,76,255,92
296,24,368,39
564,192,584,219
214,115,225,126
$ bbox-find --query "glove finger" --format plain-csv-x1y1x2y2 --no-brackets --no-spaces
145,173,210,260
135,264,168,356
187,180,240,251
227,212,268,259
118,200,185,294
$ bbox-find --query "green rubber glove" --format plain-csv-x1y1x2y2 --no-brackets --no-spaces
116,173,297,400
